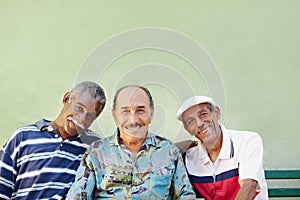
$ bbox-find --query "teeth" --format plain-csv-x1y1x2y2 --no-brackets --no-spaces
198,127,209,134
126,126,141,130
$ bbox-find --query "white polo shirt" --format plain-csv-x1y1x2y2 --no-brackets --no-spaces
185,126,268,199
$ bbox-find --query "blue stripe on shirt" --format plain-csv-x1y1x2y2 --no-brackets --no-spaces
189,168,239,183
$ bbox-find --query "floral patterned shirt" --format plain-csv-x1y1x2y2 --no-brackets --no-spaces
66,130,195,200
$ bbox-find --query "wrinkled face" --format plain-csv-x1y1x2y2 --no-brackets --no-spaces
63,91,102,137
112,87,153,139
182,103,221,145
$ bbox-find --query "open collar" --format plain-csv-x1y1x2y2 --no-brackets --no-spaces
197,125,234,164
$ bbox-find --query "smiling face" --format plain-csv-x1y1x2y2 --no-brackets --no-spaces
61,91,102,138
182,103,221,146
112,86,153,140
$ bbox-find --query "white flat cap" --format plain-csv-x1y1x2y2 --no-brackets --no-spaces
176,95,215,121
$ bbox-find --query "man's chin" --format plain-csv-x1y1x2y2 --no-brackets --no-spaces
68,120,85,134
123,129,147,139
66,127,83,138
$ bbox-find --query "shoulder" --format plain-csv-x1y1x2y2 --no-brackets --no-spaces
8,124,40,142
79,129,102,145
149,133,184,156
82,135,114,162
1,123,40,154
150,133,176,147
228,129,262,141
227,129,264,153
153,133,171,143
15,123,40,134
89,134,113,149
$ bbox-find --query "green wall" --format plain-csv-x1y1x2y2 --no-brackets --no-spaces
1,1,299,169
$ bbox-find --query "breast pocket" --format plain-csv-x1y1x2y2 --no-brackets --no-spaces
132,163,175,198
97,164,133,190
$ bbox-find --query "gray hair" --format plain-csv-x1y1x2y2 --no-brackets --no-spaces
70,81,106,113
207,103,216,112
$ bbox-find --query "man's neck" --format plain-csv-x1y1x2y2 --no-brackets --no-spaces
120,133,146,154
207,132,223,163
48,120,69,140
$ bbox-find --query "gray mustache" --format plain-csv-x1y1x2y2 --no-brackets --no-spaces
67,116,86,130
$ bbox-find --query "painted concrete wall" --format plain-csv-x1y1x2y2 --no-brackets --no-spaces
1,1,299,169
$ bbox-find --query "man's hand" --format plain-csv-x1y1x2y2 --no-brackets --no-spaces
175,140,198,154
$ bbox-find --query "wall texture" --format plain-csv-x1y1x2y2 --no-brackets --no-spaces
0,1,299,169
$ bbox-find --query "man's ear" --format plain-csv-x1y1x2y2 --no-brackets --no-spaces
215,106,221,120
63,92,71,104
149,110,154,124
183,123,188,131
111,109,118,125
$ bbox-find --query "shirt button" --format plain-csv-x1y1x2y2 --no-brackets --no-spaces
55,134,59,138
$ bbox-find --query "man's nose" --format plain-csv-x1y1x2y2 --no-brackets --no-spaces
77,112,86,124
129,112,139,123
196,117,204,127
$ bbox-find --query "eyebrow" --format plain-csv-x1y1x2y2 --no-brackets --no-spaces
183,108,209,121
198,108,209,113
75,102,87,108
120,106,146,110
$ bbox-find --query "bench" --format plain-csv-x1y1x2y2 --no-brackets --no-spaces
265,170,300,198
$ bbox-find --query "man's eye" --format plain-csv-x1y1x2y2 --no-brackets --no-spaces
75,106,84,112
187,120,194,126
200,112,208,117
204,112,209,116
136,109,145,114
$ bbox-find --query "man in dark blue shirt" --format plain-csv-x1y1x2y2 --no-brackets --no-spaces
0,81,106,200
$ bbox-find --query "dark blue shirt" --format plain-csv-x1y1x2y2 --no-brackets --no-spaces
0,119,100,199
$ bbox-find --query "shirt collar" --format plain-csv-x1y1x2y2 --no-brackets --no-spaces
218,125,234,159
196,125,234,163
35,119,52,132
35,118,92,141
110,128,157,149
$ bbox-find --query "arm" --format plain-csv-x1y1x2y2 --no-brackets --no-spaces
237,132,265,199
0,148,14,199
66,149,96,200
172,146,196,200
0,134,19,199
235,179,257,200
175,140,197,154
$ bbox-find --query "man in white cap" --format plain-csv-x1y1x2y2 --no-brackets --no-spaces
176,96,268,200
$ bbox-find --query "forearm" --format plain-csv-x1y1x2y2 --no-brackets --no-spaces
235,179,257,200
0,150,15,199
